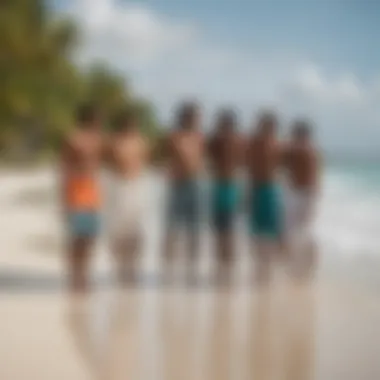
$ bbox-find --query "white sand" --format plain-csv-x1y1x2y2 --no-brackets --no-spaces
1,168,380,380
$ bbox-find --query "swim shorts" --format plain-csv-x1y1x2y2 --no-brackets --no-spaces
68,210,100,238
284,187,315,239
106,174,149,243
211,180,239,232
167,179,201,231
65,175,101,238
249,183,283,238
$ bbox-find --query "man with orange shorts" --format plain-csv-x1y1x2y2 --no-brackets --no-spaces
60,104,104,293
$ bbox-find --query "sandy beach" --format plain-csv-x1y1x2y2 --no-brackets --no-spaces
1,168,380,380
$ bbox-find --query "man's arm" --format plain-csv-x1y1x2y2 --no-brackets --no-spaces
102,135,113,168
155,133,173,172
154,134,167,167
59,137,72,219
205,135,215,170
279,142,290,169
245,137,254,168
238,135,247,167
312,149,322,196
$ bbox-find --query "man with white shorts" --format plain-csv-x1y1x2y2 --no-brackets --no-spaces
284,120,320,278
106,109,149,284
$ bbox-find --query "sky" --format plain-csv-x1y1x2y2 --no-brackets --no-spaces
54,0,380,154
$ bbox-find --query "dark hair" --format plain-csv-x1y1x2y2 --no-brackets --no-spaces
113,108,138,132
176,101,199,129
76,104,99,126
292,119,312,139
216,108,237,132
257,110,278,135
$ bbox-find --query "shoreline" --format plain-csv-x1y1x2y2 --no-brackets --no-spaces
1,166,380,295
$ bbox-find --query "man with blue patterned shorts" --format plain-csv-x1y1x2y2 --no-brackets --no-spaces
163,101,205,279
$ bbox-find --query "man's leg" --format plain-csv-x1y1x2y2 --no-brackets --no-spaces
68,237,93,293
164,229,178,264
213,209,235,283
112,233,141,286
163,184,180,280
67,211,99,294
185,223,200,282
215,230,234,284
126,233,142,283
217,230,234,264
163,224,180,284
300,218,318,281
185,184,202,281
253,237,273,286
292,197,317,281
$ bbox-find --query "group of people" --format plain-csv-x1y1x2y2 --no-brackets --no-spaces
61,101,320,293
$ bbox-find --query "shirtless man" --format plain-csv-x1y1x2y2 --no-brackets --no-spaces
246,111,284,284
106,109,149,284
208,109,244,279
163,101,204,278
60,104,104,293
284,120,320,278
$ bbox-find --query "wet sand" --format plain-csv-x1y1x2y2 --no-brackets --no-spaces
1,168,380,380
1,282,380,380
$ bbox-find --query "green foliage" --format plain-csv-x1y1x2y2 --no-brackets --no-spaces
0,0,160,161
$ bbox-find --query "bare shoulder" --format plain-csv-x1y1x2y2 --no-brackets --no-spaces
140,133,149,149
311,146,321,164
102,131,112,145
195,131,205,144
100,131,110,145
167,130,177,144
103,133,114,151
62,131,78,152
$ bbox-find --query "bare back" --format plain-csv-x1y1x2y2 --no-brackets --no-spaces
285,145,319,192
167,130,204,180
247,136,282,184
108,132,148,178
208,133,244,180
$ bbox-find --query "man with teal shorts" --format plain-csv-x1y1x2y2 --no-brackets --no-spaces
250,183,283,238
208,109,244,279
246,111,284,285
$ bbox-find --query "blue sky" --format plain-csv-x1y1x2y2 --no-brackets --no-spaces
56,0,380,153
134,0,380,76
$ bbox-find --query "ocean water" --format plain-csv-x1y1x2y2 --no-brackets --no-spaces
318,162,380,256
1,164,380,290
314,161,380,290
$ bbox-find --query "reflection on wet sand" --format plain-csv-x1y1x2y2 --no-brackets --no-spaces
282,284,315,380
67,291,143,380
66,279,316,380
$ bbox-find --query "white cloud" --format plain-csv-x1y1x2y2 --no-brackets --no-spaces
68,0,197,65
285,64,366,106
63,0,380,153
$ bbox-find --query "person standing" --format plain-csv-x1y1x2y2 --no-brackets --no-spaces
163,101,205,280
105,109,150,285
283,120,320,278
246,111,285,285
208,109,245,281
60,104,105,293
